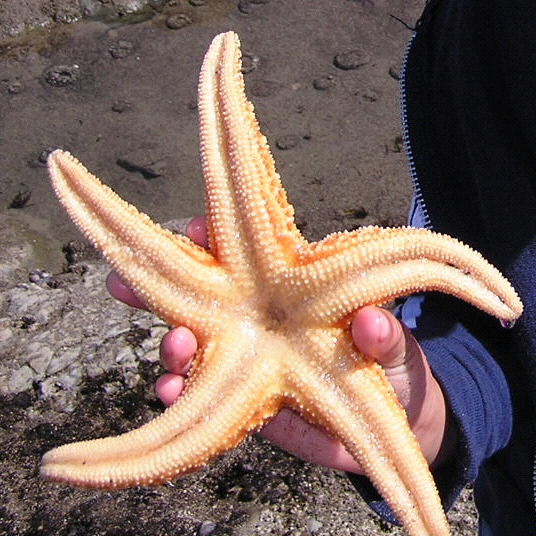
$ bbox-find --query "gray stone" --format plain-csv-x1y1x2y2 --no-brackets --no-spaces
0,212,63,291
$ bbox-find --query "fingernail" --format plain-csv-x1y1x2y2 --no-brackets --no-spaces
376,309,392,344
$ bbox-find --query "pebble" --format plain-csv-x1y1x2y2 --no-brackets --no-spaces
165,13,192,30
37,148,53,165
189,0,206,5
116,151,167,179
47,347,80,376
27,343,54,376
333,47,370,70
388,64,401,80
8,189,31,209
44,64,80,87
8,365,35,394
238,0,273,14
7,81,23,94
334,206,368,220
307,518,323,533
197,521,217,536
312,74,336,90
63,240,99,265
111,99,133,113
28,270,53,286
275,134,299,150
241,52,260,74
109,40,134,59
362,88,380,102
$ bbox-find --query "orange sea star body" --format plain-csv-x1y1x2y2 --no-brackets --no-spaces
42,32,522,536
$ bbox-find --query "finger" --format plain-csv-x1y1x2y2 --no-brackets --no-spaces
353,307,450,465
155,373,185,407
351,306,408,368
352,306,427,411
259,409,362,473
186,216,209,248
106,270,147,310
160,327,197,374
156,327,197,407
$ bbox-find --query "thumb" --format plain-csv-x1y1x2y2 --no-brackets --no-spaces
351,306,412,369
352,306,451,467
351,306,426,410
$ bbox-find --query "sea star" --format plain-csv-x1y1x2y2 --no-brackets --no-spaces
42,32,522,536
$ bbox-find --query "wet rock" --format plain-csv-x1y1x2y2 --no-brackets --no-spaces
333,47,370,70
80,0,161,21
0,0,81,39
6,80,23,94
109,39,135,58
197,520,217,535
0,261,160,407
312,74,336,90
112,99,133,112
43,64,80,87
335,206,368,220
389,64,401,80
165,13,192,30
237,0,273,14
8,189,31,209
362,87,380,102
116,148,167,178
0,213,63,291
63,239,99,265
275,134,300,150
241,52,260,74
307,517,322,533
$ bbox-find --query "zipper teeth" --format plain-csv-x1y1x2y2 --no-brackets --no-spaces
399,32,432,230
533,452,536,513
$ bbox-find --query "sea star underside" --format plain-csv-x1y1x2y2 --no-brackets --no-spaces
42,32,522,536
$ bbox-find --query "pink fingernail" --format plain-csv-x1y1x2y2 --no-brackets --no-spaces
376,310,392,344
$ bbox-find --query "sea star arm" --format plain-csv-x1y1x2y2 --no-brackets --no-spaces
286,227,522,325
48,150,233,339
40,326,285,488
199,32,306,281
285,328,450,535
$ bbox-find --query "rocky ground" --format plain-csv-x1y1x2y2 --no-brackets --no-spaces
0,1,479,535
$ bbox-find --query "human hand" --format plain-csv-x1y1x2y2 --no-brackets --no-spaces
106,217,453,475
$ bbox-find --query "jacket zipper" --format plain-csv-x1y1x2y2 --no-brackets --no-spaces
534,453,536,519
399,32,433,230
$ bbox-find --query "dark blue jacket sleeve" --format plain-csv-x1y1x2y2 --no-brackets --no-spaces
411,295,513,507
348,294,513,524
